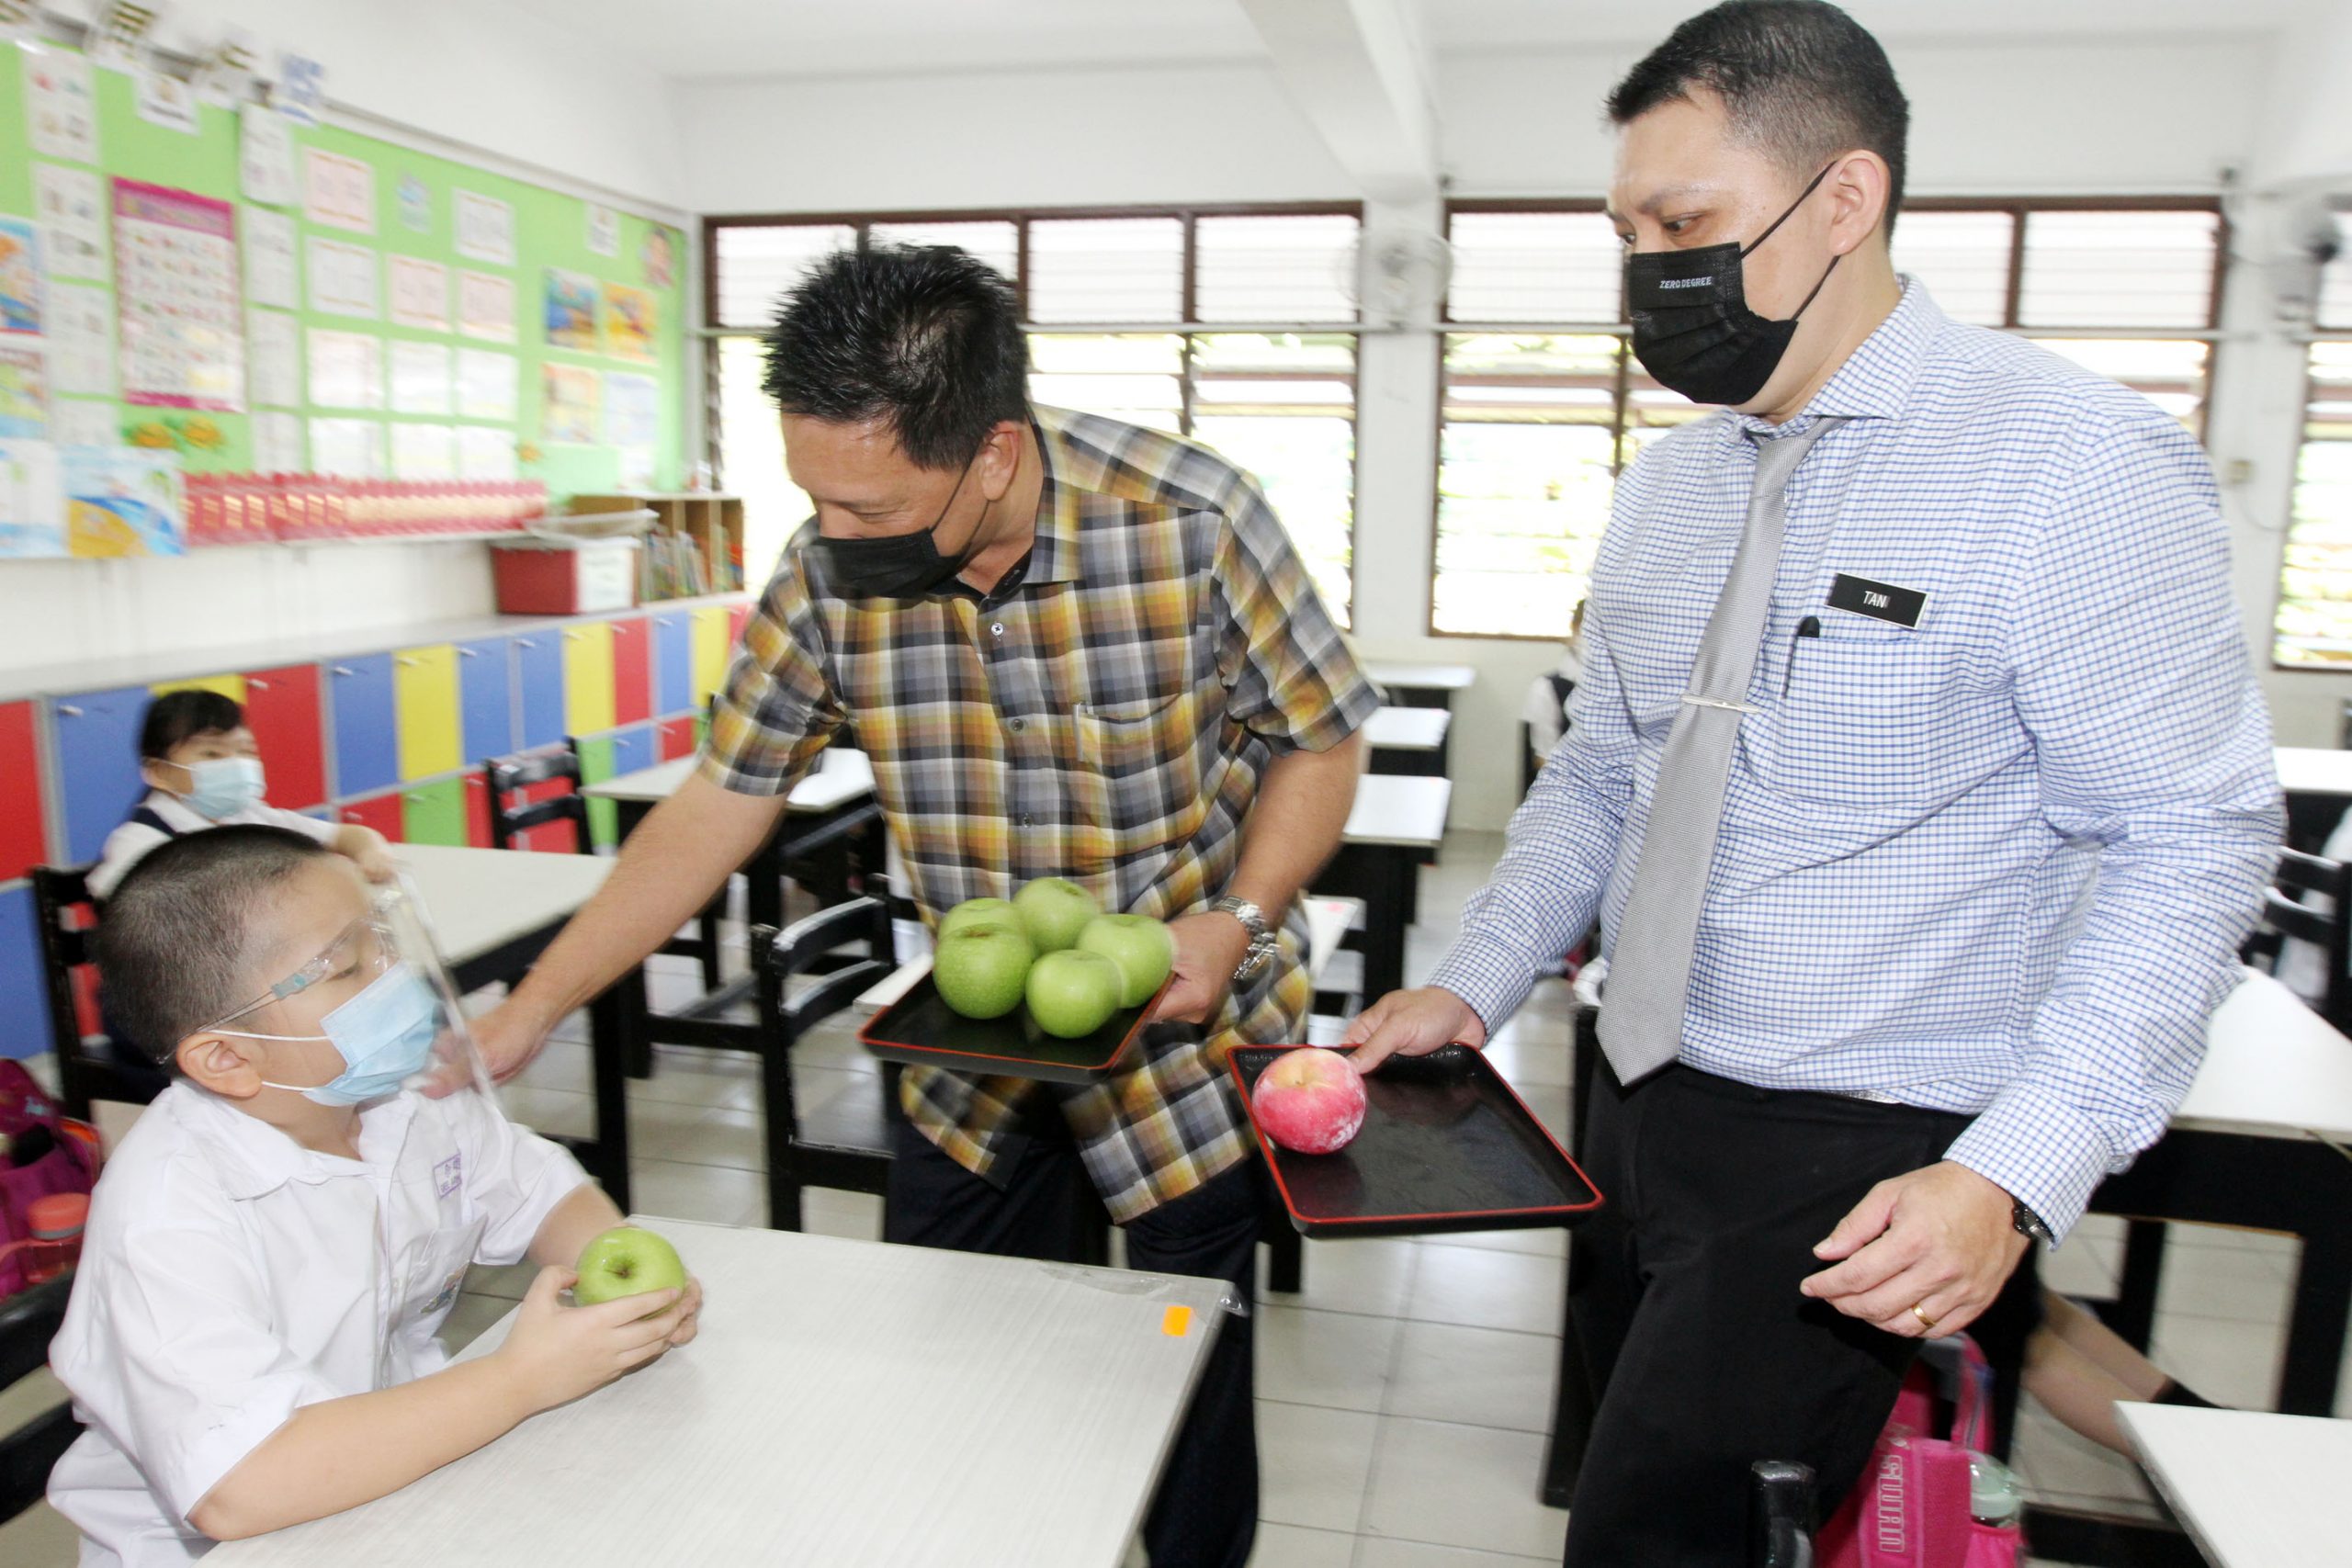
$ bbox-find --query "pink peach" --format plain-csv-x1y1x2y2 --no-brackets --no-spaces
1251,1047,1368,1155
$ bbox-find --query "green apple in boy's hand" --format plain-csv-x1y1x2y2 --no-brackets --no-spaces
1025,949,1125,1038
572,1226,688,1308
1014,877,1099,953
938,897,1018,941
1077,913,1175,1008
933,921,1035,1020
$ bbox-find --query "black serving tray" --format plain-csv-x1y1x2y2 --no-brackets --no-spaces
859,970,1177,1085
1228,1043,1604,1237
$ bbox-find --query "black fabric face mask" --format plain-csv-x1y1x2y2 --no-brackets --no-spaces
809,452,981,600
1624,163,1842,407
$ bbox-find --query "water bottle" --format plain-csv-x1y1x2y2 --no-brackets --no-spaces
1967,1451,2025,1529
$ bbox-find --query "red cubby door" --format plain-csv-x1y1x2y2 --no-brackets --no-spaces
519,777,578,854
463,773,494,849
610,617,650,727
0,701,46,881
243,664,327,809
727,604,750,645
340,794,405,843
657,716,697,761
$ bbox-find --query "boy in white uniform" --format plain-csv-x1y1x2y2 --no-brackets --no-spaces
48,826,702,1564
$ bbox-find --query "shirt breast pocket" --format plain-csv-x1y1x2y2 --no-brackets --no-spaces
1073,682,1216,864
1749,635,2011,816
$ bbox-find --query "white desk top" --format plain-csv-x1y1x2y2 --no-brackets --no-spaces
1362,660,1477,694
582,748,876,813
2177,967,2352,1143
209,1219,1227,1568
1363,705,1452,751
2119,1404,2352,1568
2275,747,2352,797
1341,773,1453,849
396,843,610,968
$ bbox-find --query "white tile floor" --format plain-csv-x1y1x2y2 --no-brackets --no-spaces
2,829,2340,1567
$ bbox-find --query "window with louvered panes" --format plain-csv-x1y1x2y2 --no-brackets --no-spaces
2274,220,2352,667
712,223,855,330
865,220,1021,284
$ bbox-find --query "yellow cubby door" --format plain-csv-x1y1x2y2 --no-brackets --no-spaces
563,622,616,737
691,607,731,707
392,645,462,782
151,673,248,705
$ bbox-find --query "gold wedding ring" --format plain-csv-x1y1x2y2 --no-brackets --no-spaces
1909,1303,1939,1332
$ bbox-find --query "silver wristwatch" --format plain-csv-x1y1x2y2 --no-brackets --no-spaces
1211,895,1279,986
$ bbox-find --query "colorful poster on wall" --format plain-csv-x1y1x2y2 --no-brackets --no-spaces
388,255,449,331
543,268,599,353
25,47,99,164
454,190,514,265
302,147,375,233
309,416,385,478
0,219,42,333
33,164,107,279
456,347,516,421
50,283,113,395
0,343,48,436
113,179,244,412
397,174,431,233
238,103,297,206
390,340,452,415
242,204,298,309
306,235,378,319
246,307,299,407
604,370,658,448
133,70,200,135
272,51,325,125
63,446,186,558
539,362,600,444
586,202,618,257
641,228,676,289
52,398,116,446
0,438,66,558
306,327,382,410
457,269,514,343
600,283,655,363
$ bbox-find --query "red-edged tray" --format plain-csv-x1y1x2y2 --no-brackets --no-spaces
859,970,1177,1084
1227,1043,1604,1238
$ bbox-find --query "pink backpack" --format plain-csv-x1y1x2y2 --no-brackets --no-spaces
1816,1336,2024,1568
0,1059,99,1297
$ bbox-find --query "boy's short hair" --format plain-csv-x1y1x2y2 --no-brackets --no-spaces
140,690,246,760
96,826,337,1062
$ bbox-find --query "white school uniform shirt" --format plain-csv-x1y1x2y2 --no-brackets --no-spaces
46,1082,587,1565
86,792,341,900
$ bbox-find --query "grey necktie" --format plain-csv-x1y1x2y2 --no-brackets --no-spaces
1597,415,1847,1084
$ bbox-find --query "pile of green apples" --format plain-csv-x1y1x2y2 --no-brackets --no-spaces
933,878,1175,1038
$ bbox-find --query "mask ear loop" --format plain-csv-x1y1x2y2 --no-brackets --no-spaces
1738,162,1845,326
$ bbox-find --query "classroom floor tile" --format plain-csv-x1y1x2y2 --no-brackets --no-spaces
1256,1305,1404,1414
1245,1522,1358,1567
1358,1416,1570,1559
1256,1400,1383,1534
1383,1320,1559,1434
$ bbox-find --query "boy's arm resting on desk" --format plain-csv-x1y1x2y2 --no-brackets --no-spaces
189,1270,694,1540
328,823,397,882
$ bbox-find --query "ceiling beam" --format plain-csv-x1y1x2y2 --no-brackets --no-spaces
2248,0,2352,193
1236,0,1441,203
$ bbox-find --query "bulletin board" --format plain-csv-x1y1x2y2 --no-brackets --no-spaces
0,41,688,500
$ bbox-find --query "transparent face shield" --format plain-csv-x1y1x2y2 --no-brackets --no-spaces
198,871,492,1106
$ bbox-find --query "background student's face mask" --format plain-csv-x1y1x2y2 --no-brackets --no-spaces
1624,163,1841,406
175,756,266,819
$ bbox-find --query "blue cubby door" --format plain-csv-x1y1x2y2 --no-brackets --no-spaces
328,654,399,798
650,611,693,716
457,637,515,768
514,634,567,751
0,885,53,1059
53,684,153,865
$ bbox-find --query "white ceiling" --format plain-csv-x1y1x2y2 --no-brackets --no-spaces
512,0,2326,84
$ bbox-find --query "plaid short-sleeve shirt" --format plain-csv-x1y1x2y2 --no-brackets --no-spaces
701,406,1379,1220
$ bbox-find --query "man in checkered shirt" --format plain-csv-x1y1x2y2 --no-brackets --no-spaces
476,244,1376,1568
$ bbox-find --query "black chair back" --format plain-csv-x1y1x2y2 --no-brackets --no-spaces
0,1273,78,1524
749,896,898,1230
29,866,162,1120
2243,848,2352,1032
481,739,590,853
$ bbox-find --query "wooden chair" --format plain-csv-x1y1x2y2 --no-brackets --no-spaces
0,1274,77,1526
2240,847,2352,1034
748,896,899,1231
28,865,165,1122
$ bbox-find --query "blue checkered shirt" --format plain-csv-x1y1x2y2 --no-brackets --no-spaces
1430,281,2281,1239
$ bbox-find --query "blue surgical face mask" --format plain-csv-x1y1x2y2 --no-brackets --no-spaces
252,963,441,1106
177,756,266,819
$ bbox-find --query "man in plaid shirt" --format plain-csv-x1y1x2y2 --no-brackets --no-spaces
476,245,1376,1568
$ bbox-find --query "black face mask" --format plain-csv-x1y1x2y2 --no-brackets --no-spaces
1625,163,1841,407
809,450,987,600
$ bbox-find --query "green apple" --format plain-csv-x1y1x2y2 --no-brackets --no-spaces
1024,949,1125,1038
933,920,1036,1020
938,897,1018,941
572,1225,687,1310
1013,877,1100,953
1077,913,1175,1008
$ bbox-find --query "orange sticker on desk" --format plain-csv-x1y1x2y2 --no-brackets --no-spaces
1161,1304,1193,1337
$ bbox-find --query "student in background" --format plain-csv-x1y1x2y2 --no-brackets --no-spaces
48,827,701,1564
1521,598,1588,791
87,690,396,901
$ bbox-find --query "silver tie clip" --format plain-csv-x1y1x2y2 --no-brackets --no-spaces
1680,694,1760,715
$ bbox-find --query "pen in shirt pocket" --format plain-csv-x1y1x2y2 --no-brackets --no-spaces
1781,615,1822,696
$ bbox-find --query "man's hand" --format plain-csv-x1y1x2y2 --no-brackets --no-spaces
1341,987,1488,1074
1801,1161,2030,1338
1150,911,1253,1026
463,995,560,1089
